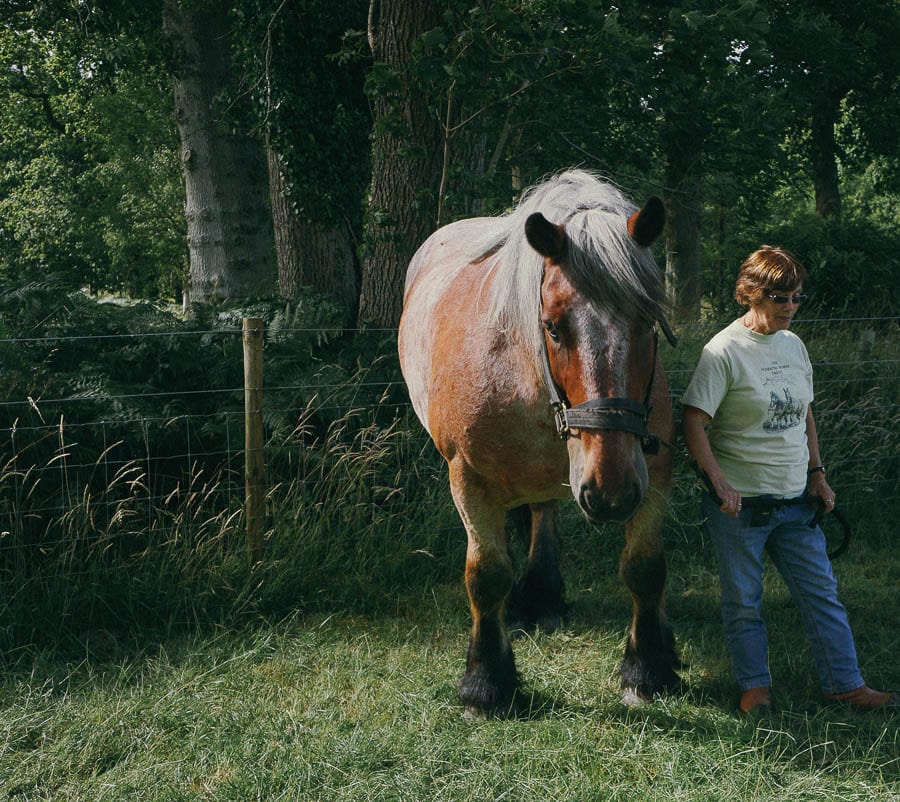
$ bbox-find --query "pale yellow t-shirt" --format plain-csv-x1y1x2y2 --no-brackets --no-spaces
682,318,813,498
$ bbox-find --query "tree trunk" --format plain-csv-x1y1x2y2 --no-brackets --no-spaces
357,0,444,328
268,148,359,318
164,0,274,303
663,133,704,322
810,92,842,222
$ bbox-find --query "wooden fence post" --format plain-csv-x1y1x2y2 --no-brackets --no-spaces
243,317,265,566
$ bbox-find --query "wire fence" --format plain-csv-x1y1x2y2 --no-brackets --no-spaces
1,315,898,567
667,316,900,511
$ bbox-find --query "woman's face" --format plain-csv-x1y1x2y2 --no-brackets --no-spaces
749,285,805,334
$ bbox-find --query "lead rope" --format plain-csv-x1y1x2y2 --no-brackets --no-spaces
688,457,851,560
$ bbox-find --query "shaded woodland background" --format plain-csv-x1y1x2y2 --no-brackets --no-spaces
2,0,899,326
1,10,899,799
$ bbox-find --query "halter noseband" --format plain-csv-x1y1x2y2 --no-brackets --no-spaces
539,315,677,453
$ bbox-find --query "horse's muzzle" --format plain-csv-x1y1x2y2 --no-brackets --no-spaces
577,480,643,524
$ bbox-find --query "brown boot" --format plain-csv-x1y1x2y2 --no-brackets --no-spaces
739,687,772,716
823,685,900,711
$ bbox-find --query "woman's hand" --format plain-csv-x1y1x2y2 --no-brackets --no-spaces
809,471,836,513
682,405,743,518
711,475,743,518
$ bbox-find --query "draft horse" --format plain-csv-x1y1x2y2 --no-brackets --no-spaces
399,170,680,716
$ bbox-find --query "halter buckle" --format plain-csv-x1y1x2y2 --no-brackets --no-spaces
553,403,571,440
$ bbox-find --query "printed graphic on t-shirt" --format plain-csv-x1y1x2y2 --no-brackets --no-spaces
764,387,804,431
760,361,805,432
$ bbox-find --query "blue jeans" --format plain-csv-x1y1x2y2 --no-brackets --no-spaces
702,493,864,695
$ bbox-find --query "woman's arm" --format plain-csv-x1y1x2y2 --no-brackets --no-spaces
682,405,742,517
805,405,836,512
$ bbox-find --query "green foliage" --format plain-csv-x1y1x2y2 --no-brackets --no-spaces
0,9,185,298
754,210,900,318
698,108,900,320
699,204,900,321
451,0,659,202
3,0,900,321
232,0,371,231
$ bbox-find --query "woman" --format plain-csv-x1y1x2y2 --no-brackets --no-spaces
681,245,897,715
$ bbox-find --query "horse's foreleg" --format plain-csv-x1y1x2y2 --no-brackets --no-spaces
507,501,565,634
619,488,680,703
450,463,518,717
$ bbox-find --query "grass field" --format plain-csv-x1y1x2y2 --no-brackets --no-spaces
3,510,898,801
1,320,897,799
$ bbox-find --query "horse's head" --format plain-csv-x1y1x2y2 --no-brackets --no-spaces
526,197,666,524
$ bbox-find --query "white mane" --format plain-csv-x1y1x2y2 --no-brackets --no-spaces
468,169,666,356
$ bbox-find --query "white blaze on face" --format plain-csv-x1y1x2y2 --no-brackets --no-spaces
560,311,650,522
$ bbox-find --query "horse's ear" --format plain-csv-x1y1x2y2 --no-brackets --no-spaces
525,212,567,261
627,196,665,247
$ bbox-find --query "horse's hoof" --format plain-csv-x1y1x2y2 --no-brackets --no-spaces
536,613,562,633
621,687,651,707
463,704,490,722
458,664,519,717
619,646,681,702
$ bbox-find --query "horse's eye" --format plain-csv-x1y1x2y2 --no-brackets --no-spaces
544,320,560,342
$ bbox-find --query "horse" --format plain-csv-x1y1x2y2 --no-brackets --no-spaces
398,169,680,716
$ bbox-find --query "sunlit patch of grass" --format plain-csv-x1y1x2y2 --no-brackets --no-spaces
2,607,896,801
0,321,897,798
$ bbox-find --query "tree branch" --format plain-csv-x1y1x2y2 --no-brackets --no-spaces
19,88,66,134
367,0,378,56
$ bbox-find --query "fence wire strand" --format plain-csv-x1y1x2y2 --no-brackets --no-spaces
1,320,897,560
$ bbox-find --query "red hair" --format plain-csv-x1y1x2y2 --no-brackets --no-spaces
735,246,808,307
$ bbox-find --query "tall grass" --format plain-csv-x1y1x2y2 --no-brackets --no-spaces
1,318,897,656
0,318,897,800
0,394,463,657
252,396,464,614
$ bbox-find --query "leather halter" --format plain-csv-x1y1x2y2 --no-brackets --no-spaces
539,314,677,452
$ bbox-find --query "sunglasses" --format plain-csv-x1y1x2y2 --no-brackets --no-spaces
766,292,808,304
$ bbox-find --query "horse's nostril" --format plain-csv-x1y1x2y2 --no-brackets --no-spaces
579,482,642,522
579,484,606,514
